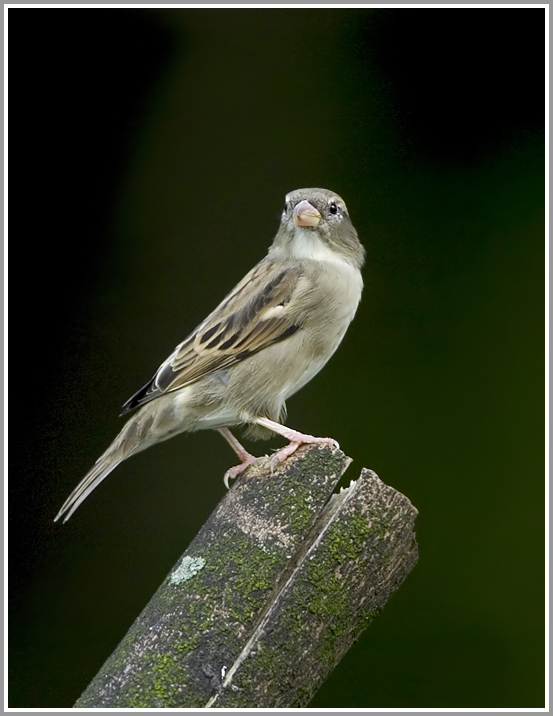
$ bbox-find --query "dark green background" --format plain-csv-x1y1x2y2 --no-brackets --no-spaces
9,7,545,708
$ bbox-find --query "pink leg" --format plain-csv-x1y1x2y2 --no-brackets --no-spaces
254,417,339,467
217,428,260,489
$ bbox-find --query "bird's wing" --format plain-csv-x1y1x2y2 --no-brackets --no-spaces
120,258,304,414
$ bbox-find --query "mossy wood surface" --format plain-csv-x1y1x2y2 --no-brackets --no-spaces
74,445,418,708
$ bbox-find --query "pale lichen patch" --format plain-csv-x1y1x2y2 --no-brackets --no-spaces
170,556,206,585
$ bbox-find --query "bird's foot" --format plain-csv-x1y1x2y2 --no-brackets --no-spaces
219,427,262,489
223,453,260,490
269,430,339,472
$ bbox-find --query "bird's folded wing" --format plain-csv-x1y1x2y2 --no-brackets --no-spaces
120,259,304,414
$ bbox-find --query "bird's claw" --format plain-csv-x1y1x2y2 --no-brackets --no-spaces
223,455,259,489
268,435,339,472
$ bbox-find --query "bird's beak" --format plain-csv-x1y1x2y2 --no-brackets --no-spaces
293,200,321,228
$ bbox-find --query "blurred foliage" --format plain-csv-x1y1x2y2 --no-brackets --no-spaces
9,7,544,707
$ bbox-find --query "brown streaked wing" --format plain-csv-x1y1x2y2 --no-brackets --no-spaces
155,259,304,394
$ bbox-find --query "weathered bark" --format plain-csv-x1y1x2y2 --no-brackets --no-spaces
75,444,418,708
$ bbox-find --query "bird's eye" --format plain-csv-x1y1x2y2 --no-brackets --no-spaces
328,202,339,215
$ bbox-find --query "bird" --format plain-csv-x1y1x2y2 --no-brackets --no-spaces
55,188,365,523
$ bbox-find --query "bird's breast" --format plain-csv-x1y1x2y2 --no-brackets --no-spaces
279,259,363,397
222,257,363,421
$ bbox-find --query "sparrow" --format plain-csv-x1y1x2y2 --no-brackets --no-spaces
55,188,365,523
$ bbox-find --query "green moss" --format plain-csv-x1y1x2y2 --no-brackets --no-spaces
126,688,151,709
292,685,314,708
308,580,347,618
207,537,282,622
173,618,211,654
357,607,382,632
130,653,180,707
112,652,187,708
324,508,385,564
276,479,315,532
76,446,356,708
280,505,392,667
219,693,248,708
239,641,289,691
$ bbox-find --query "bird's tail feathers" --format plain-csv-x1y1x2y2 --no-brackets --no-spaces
54,416,147,523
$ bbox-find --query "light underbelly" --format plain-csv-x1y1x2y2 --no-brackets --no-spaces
280,320,352,400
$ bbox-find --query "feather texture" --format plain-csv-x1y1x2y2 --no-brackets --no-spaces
56,187,365,522
121,260,304,414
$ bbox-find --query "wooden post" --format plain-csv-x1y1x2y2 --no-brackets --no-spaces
74,444,418,708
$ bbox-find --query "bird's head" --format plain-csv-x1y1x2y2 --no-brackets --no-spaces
273,188,365,269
